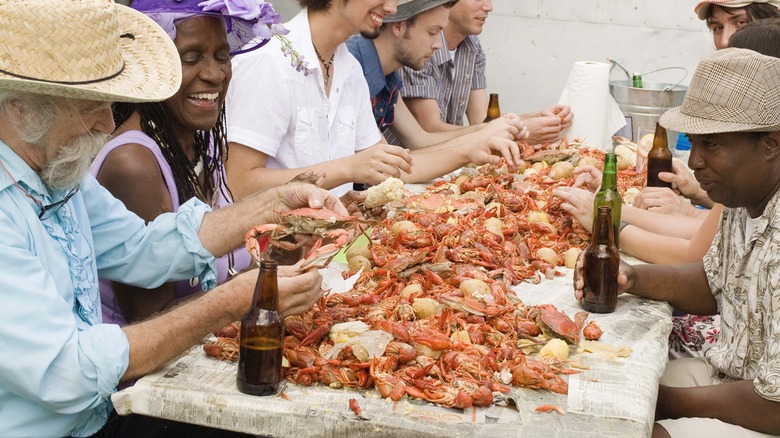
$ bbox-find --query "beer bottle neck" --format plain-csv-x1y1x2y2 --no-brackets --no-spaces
601,154,618,191
593,209,615,246
485,93,500,120
252,264,279,311
652,123,669,152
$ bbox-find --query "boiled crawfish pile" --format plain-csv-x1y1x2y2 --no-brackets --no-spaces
206,141,644,409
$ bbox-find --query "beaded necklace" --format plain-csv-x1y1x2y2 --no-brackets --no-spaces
312,43,335,86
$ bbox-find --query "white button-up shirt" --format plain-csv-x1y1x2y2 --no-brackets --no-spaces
226,9,381,195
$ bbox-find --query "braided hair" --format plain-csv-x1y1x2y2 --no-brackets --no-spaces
114,101,230,205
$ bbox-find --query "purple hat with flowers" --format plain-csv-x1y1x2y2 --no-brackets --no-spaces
131,0,287,55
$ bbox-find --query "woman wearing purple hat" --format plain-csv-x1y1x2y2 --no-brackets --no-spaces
89,0,312,326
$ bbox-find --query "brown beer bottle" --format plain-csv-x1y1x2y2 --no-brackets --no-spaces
237,260,285,396
582,206,620,313
646,122,673,188
483,93,501,122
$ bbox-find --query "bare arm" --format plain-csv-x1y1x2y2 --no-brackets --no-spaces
552,187,720,264
121,266,323,380
225,142,413,201
465,89,489,127
389,98,482,149
405,97,463,132
94,143,180,323
619,205,721,264
404,131,522,183
120,271,253,380
622,204,704,239
625,263,716,314
657,381,780,435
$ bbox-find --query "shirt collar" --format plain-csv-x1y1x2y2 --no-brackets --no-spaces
431,32,451,67
0,140,51,201
347,36,397,98
289,8,357,87
287,8,320,74
432,32,479,66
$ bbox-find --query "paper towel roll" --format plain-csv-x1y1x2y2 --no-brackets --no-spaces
558,61,626,151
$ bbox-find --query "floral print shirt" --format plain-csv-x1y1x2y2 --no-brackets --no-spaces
703,188,780,401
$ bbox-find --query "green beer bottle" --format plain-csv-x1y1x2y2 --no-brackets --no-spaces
632,73,643,88
593,153,622,247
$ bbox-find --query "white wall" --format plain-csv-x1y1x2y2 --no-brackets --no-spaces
274,0,714,114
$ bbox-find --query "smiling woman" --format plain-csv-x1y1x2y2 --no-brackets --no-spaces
88,0,285,326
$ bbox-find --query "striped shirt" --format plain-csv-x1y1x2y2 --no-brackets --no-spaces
399,32,486,126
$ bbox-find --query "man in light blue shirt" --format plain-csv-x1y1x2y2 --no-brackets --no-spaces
0,1,344,437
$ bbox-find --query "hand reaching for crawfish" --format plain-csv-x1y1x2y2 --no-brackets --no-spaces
571,165,602,193
269,181,350,223
278,260,324,316
340,190,386,222
551,186,596,233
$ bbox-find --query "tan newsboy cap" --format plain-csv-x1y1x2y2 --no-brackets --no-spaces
660,48,780,134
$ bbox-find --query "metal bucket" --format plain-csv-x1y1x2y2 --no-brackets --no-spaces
610,80,687,144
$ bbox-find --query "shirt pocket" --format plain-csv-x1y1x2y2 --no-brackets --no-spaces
334,105,357,156
294,107,322,160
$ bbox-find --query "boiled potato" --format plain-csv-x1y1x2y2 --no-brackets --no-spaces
536,247,559,266
400,283,424,298
549,161,575,180
617,156,630,170
390,220,417,236
415,342,443,359
459,278,491,299
577,156,598,168
539,338,570,360
412,297,439,319
454,174,470,186
345,244,371,261
527,211,549,224
513,160,528,174
348,255,372,272
450,330,472,344
563,247,582,268
484,217,503,238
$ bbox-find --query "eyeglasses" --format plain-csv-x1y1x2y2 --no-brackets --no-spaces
0,158,79,221
38,185,80,220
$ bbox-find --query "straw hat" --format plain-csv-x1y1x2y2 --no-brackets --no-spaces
660,48,780,134
694,0,780,20
0,0,181,103
385,0,456,23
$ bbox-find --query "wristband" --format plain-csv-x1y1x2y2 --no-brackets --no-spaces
618,220,630,233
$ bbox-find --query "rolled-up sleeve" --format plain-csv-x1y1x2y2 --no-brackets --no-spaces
85,176,218,291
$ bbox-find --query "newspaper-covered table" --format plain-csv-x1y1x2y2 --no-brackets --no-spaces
113,269,672,438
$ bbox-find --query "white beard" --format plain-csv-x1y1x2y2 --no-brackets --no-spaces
39,130,109,192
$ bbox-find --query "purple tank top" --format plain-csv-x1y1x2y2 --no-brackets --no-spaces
89,130,251,325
